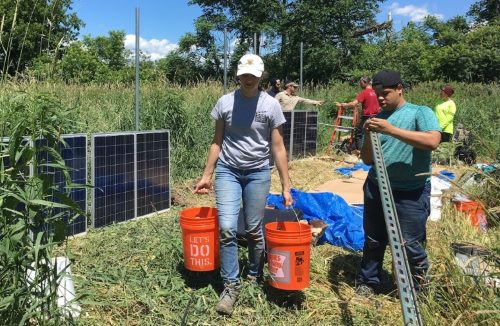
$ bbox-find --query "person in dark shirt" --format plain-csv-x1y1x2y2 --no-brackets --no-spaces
267,78,281,97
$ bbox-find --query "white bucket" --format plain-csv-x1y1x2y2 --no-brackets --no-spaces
429,176,452,221
26,256,81,318
429,195,442,221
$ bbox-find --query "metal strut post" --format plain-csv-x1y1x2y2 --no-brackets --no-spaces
369,132,423,326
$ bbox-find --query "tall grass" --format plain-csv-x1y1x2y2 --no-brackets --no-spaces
0,93,84,324
1,80,498,181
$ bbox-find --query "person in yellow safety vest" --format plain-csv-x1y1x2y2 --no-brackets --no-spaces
434,85,456,143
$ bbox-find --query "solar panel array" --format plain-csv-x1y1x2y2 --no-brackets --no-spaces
92,131,170,228
36,135,88,236
3,118,318,232
3,130,171,234
2,116,314,234
281,110,318,160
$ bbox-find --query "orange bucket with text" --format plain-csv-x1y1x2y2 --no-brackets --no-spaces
180,207,219,271
453,200,487,230
265,221,312,290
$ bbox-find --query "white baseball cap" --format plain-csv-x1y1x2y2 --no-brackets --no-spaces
236,54,264,77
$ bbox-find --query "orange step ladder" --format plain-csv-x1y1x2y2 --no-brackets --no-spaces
327,103,358,154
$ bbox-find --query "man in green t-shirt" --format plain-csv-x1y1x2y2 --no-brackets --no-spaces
356,70,441,295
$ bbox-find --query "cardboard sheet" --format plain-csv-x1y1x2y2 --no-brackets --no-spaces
313,170,368,204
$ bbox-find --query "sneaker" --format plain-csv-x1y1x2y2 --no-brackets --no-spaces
215,283,241,315
355,284,375,296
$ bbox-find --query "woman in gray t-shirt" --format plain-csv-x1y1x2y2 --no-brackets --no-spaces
194,54,292,316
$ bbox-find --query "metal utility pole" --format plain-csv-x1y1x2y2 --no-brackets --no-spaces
298,42,304,110
135,7,140,131
387,12,393,42
254,32,257,55
299,42,303,96
224,27,228,94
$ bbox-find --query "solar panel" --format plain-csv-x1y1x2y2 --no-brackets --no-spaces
136,131,170,216
291,111,307,159
1,137,10,170
36,135,88,236
282,111,293,152
304,111,318,156
92,133,135,228
2,137,33,216
59,135,87,235
92,131,171,228
280,110,318,160
1,137,32,177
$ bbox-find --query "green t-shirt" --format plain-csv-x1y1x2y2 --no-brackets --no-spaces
434,99,456,134
367,103,441,191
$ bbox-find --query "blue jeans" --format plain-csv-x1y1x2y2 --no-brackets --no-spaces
357,179,430,289
215,162,271,284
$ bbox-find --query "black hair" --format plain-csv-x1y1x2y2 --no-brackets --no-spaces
270,78,280,86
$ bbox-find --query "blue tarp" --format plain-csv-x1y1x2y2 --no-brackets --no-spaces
267,189,364,251
335,162,372,177
439,169,456,180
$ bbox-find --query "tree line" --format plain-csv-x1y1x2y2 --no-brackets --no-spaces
0,0,498,85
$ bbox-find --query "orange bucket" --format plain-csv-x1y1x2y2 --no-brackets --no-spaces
453,200,487,230
179,207,219,271
265,221,312,290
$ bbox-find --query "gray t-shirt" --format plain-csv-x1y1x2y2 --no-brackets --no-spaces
211,89,286,169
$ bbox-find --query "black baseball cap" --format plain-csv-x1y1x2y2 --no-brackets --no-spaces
372,70,403,88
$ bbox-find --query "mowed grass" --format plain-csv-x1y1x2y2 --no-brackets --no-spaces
65,159,499,325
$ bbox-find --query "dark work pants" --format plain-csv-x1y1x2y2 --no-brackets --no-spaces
440,132,452,143
357,179,430,289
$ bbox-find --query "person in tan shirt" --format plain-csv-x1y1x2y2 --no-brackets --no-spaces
275,81,325,111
